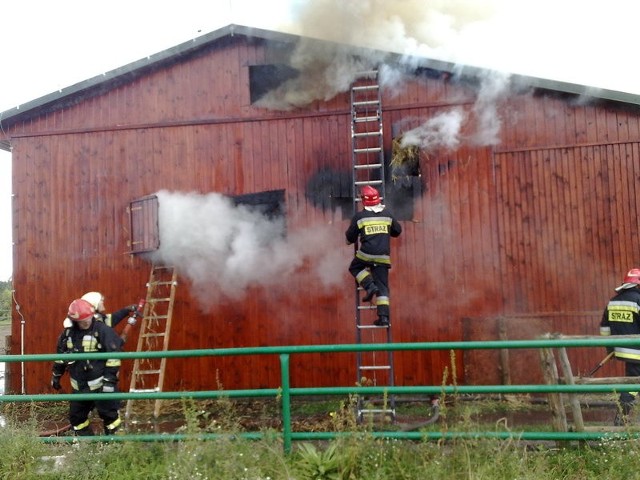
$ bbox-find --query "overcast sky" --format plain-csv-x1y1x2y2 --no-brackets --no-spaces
1,0,639,282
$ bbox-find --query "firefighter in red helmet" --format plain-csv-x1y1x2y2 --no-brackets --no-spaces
51,298,124,435
600,268,640,425
345,185,402,326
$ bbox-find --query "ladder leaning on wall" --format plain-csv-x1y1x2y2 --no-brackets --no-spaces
125,264,178,421
350,69,396,422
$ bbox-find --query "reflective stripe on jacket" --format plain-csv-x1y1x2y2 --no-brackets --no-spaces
600,287,640,362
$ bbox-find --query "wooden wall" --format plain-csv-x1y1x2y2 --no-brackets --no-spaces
4,32,640,393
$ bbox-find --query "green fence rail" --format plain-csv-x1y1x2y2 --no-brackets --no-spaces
2,336,639,452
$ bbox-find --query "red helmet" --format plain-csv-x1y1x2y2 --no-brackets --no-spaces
623,268,640,284
361,186,381,206
67,298,95,322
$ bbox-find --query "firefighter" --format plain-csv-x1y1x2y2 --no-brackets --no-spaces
51,298,124,436
345,185,402,326
600,268,640,425
81,291,138,328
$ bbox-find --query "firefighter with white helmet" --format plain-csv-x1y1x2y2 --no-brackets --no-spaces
81,291,138,328
345,185,402,326
600,268,640,425
51,298,124,436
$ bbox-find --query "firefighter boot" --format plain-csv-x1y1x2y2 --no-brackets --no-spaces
614,401,634,426
73,426,94,436
362,283,379,302
374,315,389,327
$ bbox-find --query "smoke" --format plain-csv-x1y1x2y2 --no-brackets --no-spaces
399,72,509,151
258,0,505,109
400,109,465,151
148,190,345,310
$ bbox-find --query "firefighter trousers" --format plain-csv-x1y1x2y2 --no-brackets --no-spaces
348,257,391,317
69,394,122,435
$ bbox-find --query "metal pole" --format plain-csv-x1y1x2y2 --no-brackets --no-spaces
280,353,292,454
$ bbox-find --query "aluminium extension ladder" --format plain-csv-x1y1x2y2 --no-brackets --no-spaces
350,69,396,422
125,264,178,421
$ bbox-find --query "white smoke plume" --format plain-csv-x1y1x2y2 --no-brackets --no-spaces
258,0,504,109
148,190,345,310
400,109,465,151
399,72,510,151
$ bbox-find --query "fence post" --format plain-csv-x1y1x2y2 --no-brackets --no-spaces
280,353,292,454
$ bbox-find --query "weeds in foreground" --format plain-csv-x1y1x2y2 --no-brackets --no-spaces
4,395,640,479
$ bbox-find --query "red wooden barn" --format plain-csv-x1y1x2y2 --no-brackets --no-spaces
1,24,639,395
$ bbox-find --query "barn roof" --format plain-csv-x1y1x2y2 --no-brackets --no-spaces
2,23,640,152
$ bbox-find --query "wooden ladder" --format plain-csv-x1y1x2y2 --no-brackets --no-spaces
125,264,178,420
350,69,396,422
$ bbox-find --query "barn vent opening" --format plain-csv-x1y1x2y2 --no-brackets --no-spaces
127,189,287,254
386,134,423,221
249,64,299,104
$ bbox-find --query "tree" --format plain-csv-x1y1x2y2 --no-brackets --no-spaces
0,280,12,322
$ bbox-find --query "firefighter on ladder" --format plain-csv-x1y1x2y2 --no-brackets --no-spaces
51,298,124,435
600,268,640,425
346,185,402,326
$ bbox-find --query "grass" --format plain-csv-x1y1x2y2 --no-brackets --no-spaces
3,395,640,479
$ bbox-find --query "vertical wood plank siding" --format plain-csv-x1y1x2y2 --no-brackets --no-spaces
5,33,640,393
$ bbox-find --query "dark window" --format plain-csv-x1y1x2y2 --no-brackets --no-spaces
386,135,423,221
231,189,286,221
249,64,299,103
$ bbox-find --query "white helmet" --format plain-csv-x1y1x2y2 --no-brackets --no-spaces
81,291,104,312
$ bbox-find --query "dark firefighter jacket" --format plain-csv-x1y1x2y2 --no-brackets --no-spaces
600,286,640,363
345,208,402,265
52,319,123,392
98,306,134,328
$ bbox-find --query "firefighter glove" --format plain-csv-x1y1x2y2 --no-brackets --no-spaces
51,374,62,390
127,304,137,312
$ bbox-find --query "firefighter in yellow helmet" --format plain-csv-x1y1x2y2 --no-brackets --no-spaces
600,268,640,425
51,298,124,435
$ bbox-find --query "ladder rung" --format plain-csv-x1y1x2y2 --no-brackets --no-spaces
353,164,383,170
148,297,171,302
354,147,382,154
357,305,377,310
353,131,381,138
358,324,390,329
353,100,379,107
148,281,176,286
354,180,383,186
353,115,379,123
352,85,378,92
359,365,391,370
129,388,160,393
142,333,166,338
135,369,162,375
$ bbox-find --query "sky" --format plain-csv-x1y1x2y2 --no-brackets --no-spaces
1,0,640,282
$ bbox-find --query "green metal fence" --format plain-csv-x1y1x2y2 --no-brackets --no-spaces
2,336,639,452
